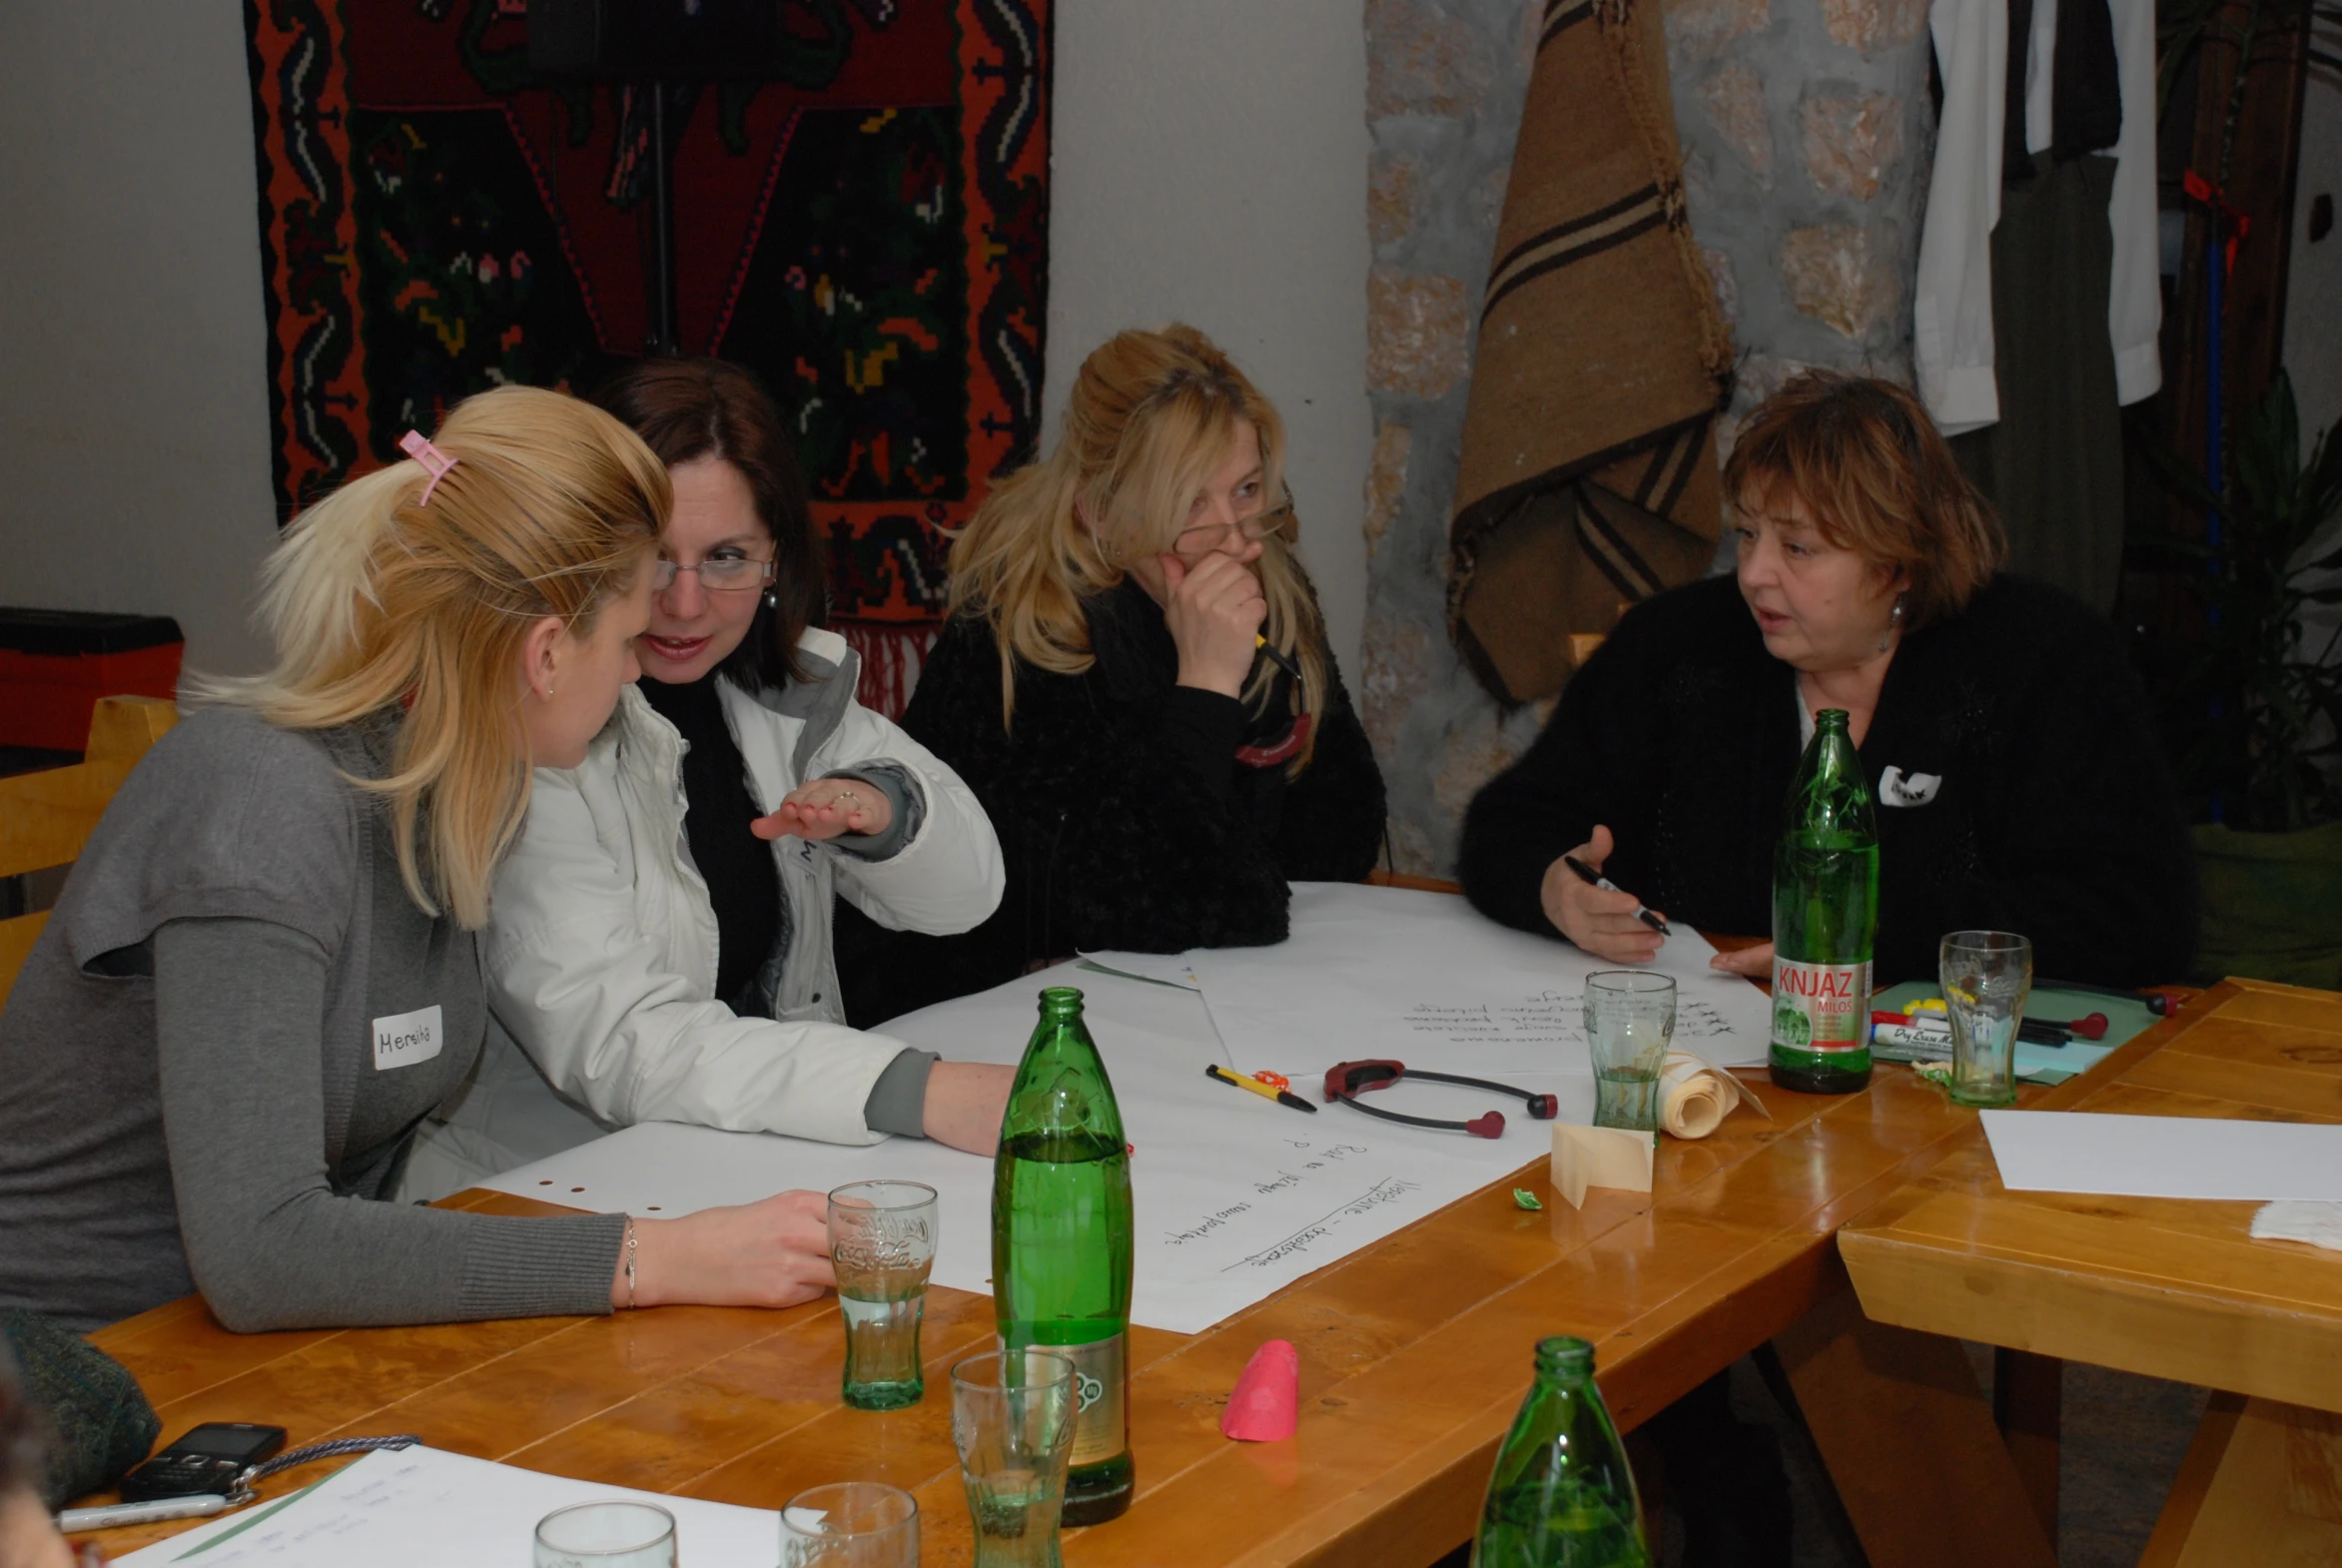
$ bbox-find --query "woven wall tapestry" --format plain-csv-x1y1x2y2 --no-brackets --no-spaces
242,0,1052,712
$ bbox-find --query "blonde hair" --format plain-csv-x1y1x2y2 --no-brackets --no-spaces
946,324,1330,766
201,385,668,927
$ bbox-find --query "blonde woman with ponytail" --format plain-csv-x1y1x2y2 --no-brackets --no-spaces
0,387,849,1333
873,326,1386,1009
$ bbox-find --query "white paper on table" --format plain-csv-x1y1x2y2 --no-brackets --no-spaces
485,951,1564,1334
1189,882,1775,1079
1076,947,1201,990
111,1446,772,1567
2252,1200,2342,1251
1981,1111,2342,1201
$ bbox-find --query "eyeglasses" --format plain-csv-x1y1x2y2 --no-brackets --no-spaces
1172,503,1292,557
652,555,775,593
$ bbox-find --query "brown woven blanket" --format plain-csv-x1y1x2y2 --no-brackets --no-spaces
1449,0,1735,703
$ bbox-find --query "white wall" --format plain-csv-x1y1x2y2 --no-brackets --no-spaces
0,1,1377,684
0,0,278,678
1043,0,1373,677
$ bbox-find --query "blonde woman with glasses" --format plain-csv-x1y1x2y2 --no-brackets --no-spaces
858,326,1387,1014
0,387,868,1333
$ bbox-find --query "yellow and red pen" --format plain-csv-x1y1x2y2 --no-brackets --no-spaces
1205,1064,1316,1114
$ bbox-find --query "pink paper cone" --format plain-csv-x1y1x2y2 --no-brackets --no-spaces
1220,1338,1299,1441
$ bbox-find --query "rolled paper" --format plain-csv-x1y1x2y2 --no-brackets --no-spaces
1221,1338,1300,1441
1659,1050,1762,1140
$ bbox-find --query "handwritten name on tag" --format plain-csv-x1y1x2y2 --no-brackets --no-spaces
373,1005,444,1071
1879,766,1943,807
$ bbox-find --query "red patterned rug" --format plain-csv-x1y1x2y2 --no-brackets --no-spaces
242,0,1051,713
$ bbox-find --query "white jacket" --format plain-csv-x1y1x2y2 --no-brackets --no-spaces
398,628,1004,1198
1914,0,2160,434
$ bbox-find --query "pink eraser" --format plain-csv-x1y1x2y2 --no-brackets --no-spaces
1220,1339,1299,1441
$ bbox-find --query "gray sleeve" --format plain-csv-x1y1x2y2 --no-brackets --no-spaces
823,762,926,862
153,918,624,1332
861,1048,938,1138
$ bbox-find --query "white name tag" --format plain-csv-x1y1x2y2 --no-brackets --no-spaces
373,1005,444,1071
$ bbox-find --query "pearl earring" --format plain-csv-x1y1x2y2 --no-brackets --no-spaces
764,588,779,609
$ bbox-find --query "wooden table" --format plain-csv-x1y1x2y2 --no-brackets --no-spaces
82,1061,2023,1564
1838,977,2342,1564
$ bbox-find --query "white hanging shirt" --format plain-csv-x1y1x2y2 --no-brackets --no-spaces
1913,0,2162,435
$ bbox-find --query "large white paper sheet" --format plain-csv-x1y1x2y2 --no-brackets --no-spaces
1982,1111,2342,1201
484,956,1534,1334
1189,882,1775,1078
113,1446,773,1567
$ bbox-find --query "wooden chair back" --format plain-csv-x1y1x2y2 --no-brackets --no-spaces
0,695,179,1001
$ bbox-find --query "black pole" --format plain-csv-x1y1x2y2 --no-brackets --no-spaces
646,80,677,355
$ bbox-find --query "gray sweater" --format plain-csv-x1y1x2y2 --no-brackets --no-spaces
0,708,623,1332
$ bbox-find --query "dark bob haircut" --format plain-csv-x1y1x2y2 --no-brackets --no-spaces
591,357,825,690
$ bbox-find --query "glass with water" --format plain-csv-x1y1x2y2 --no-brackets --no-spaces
951,1348,1079,1568
532,1502,676,1568
827,1179,939,1410
1584,972,1677,1135
1941,931,2033,1107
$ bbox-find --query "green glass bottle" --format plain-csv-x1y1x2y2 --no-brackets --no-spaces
992,987,1136,1525
1472,1336,1649,1568
1769,708,1879,1095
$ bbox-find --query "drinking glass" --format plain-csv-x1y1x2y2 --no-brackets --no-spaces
1942,931,2033,1108
779,1481,920,1567
951,1348,1079,1568
1584,972,1677,1135
827,1179,939,1410
532,1501,676,1568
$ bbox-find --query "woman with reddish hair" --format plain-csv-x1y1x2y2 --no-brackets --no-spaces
1461,370,2194,989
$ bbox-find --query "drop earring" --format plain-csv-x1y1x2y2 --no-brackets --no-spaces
1880,594,1907,652
764,588,779,609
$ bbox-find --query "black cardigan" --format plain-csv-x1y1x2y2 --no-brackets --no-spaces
1458,573,2195,988
843,580,1386,1020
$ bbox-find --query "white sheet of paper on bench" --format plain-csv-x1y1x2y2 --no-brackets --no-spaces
483,953,1518,1335
1981,1110,2342,1201
112,1445,773,1567
1188,882,1775,1079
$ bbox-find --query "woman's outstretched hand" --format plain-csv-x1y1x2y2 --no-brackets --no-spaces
1537,825,1667,964
1710,941,1774,978
1161,545,1266,698
755,777,893,843
613,1189,836,1311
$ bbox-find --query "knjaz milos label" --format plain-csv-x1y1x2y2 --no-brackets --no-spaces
1770,960,1870,1054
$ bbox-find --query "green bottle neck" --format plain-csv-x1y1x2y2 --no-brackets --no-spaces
1531,1335,1597,1387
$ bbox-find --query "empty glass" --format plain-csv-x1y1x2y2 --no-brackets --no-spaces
532,1501,676,1568
779,1481,920,1567
1942,931,2033,1108
951,1348,1079,1568
827,1179,939,1410
1584,972,1677,1135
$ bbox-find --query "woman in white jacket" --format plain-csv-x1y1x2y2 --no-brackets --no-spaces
402,359,1009,1198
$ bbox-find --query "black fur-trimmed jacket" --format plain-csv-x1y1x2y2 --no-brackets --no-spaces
839,580,1386,1022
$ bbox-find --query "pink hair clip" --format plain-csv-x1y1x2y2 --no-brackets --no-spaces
398,428,460,505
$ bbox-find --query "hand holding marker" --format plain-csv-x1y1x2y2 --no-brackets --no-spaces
1560,856,1670,936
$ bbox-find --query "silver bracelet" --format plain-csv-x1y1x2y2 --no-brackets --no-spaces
623,1215,639,1310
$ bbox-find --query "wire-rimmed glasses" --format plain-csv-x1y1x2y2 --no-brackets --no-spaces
650,554,776,593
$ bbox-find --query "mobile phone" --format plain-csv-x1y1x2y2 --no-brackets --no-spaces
118,1422,287,1502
